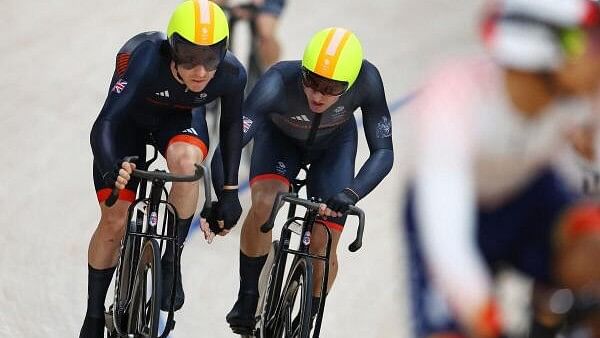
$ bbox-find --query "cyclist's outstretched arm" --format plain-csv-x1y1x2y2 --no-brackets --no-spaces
414,65,496,337
349,61,394,200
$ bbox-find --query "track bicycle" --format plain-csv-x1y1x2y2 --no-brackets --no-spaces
247,179,365,338
103,146,212,338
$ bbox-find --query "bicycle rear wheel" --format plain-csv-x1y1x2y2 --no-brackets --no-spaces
273,257,313,338
127,239,162,337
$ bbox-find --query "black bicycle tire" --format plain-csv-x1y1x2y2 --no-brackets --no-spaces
112,222,142,332
127,239,162,337
273,257,313,338
256,240,281,338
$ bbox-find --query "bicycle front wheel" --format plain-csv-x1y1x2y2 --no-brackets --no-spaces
127,239,162,337
112,222,142,333
273,257,313,338
256,240,281,338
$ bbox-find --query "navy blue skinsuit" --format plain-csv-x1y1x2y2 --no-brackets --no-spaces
214,60,394,227
90,31,246,201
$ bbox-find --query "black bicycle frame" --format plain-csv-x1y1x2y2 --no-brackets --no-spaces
110,146,211,338
275,207,333,337
260,189,365,337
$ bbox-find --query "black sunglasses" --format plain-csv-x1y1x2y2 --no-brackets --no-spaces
301,67,348,96
171,34,227,71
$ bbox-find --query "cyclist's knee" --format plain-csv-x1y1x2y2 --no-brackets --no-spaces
98,204,128,236
249,180,288,221
166,142,204,174
250,193,278,222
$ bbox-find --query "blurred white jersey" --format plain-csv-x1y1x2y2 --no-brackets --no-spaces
407,55,594,322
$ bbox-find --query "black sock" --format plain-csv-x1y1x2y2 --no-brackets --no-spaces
239,251,268,297
85,265,116,318
163,216,193,263
79,315,105,338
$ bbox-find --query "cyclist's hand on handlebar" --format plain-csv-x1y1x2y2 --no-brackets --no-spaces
117,161,136,189
108,161,136,190
318,203,342,219
321,189,359,218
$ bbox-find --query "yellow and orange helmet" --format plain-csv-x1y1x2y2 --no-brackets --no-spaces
167,0,229,69
302,27,364,89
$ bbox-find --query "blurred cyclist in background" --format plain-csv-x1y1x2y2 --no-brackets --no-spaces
210,27,394,334
213,0,285,70
403,0,600,337
79,1,245,337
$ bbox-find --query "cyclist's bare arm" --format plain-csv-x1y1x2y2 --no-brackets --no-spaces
413,66,496,338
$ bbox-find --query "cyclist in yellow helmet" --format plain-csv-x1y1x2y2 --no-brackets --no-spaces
210,27,394,334
79,1,247,337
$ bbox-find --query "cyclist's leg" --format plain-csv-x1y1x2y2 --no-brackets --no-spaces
255,0,285,68
81,124,144,338
156,107,209,242
306,222,342,319
304,120,357,316
243,122,301,255
158,107,208,219
227,121,301,331
154,107,209,310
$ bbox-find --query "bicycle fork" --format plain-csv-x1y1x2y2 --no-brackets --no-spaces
274,208,333,338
